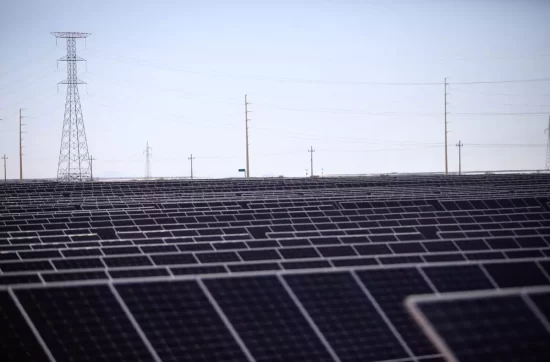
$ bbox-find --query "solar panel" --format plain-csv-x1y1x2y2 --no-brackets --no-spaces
15,285,156,361
406,287,550,362
0,291,51,362
356,267,438,356
284,272,410,362
422,264,495,292
204,275,335,361
115,280,250,362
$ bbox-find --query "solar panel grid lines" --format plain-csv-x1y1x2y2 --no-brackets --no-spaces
1,253,550,287
2,289,55,362
3,245,544,282
13,284,158,362
2,264,512,362
2,175,550,360
2,230,550,263
521,292,550,335
276,274,342,362
405,286,550,362
107,283,163,362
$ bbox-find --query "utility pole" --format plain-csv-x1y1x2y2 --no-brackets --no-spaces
19,108,26,180
545,116,550,170
308,146,315,177
305,169,308,177
244,94,251,178
89,155,96,181
188,153,195,180
456,141,463,175
444,78,449,175
2,155,7,183
144,142,152,178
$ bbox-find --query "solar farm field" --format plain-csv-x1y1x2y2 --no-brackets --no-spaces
1,175,550,361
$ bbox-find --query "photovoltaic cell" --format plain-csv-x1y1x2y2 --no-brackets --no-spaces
529,291,550,323
284,272,409,362
357,267,438,356
15,285,155,362
410,294,550,362
0,291,50,362
205,275,334,362
422,265,495,293
116,280,249,362
483,261,550,288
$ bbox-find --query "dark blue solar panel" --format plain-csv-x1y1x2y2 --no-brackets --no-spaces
422,265,495,292
205,275,334,362
0,291,50,362
528,291,550,322
285,272,410,362
412,294,550,362
357,267,438,356
483,261,550,288
116,280,249,362
16,285,155,362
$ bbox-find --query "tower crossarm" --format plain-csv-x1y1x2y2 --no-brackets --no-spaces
51,32,91,38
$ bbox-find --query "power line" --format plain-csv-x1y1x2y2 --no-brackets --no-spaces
83,79,547,117
468,143,546,147
451,112,550,116
0,47,58,80
453,78,550,85
85,49,550,86
80,73,550,118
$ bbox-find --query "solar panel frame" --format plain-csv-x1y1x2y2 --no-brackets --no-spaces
406,286,550,362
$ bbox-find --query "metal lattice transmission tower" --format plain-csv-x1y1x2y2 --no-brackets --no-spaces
546,116,550,170
52,32,92,181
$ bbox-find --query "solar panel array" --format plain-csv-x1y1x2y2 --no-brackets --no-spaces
1,174,550,361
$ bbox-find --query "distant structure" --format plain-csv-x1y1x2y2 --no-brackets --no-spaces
456,141,463,175
144,142,152,178
546,116,550,170
188,153,195,180
2,155,7,183
244,94,251,178
52,32,92,181
308,146,315,177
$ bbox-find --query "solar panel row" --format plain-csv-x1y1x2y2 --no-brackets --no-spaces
2,258,549,362
1,174,549,361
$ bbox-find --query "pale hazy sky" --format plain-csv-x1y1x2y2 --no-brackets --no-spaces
1,0,549,179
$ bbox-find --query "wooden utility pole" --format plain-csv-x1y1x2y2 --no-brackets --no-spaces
2,155,7,183
456,141,463,175
188,154,195,180
245,94,250,178
19,108,25,180
308,146,315,177
89,155,96,181
444,78,449,175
